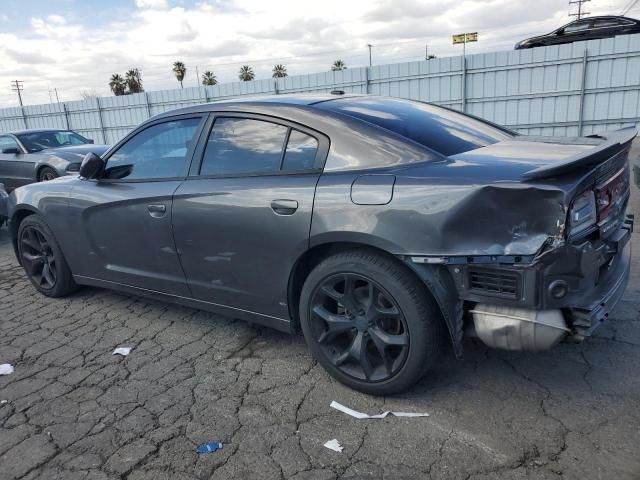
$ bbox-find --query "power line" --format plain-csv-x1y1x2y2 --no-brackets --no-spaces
622,0,639,14
10,80,24,106
569,0,591,19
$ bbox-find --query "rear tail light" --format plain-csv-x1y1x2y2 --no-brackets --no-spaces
595,166,629,225
568,190,597,237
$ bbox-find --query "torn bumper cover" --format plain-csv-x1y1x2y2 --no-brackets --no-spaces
449,214,633,338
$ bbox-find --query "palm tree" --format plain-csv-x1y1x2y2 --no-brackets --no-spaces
125,69,143,93
201,71,217,86
272,64,287,78
108,74,126,96
238,65,255,81
331,60,347,71
173,61,187,88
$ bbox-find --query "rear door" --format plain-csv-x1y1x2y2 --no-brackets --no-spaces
172,113,328,321
0,135,33,191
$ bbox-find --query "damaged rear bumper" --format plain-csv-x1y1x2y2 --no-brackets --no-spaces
449,214,633,339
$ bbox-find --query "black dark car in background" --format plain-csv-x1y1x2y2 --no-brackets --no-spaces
6,94,636,394
515,15,640,49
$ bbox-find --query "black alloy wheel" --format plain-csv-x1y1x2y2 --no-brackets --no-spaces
17,215,78,297
20,225,57,290
299,249,444,395
309,273,409,382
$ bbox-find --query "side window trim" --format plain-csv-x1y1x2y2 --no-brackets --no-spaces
278,127,293,171
189,112,330,179
98,114,207,183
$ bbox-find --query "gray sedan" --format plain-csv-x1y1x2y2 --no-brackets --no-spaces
5,94,635,394
0,129,109,192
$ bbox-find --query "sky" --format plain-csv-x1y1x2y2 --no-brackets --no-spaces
0,0,636,107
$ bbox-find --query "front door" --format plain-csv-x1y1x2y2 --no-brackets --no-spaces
172,114,328,320
68,115,206,296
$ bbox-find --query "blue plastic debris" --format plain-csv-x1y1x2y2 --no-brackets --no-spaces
196,441,223,453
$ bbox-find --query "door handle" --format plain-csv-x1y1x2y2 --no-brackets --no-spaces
271,199,298,215
147,204,167,218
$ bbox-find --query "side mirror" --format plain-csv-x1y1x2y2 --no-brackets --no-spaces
556,28,564,35
1,147,20,154
87,139,95,144
79,152,105,179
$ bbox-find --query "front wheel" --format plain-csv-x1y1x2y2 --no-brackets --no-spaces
38,167,59,182
299,249,444,395
18,215,78,297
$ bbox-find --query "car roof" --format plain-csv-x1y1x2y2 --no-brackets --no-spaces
207,93,366,106
3,128,73,136
567,15,639,23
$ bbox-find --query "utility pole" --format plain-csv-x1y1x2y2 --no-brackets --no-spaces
10,80,24,106
569,0,590,19
367,44,373,67
54,88,61,104
425,43,428,60
196,65,200,87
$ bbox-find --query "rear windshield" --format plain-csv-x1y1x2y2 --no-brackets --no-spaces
315,97,514,156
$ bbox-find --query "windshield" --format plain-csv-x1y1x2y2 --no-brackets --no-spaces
315,97,514,156
17,131,91,153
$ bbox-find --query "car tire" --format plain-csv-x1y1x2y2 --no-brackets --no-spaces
38,167,59,182
299,248,444,395
17,214,78,297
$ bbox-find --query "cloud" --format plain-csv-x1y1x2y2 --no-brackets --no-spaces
167,20,198,42
0,0,631,107
135,0,169,9
3,48,53,65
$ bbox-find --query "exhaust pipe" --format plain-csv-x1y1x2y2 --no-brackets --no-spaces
471,304,569,351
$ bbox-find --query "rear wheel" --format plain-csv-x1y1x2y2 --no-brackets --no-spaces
299,249,444,395
18,215,77,297
38,167,59,182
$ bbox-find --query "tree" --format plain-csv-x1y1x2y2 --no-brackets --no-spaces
238,65,255,81
109,74,126,96
272,64,287,78
173,61,187,88
331,60,347,71
201,71,217,86
125,69,143,93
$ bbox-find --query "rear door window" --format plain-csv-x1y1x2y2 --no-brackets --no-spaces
282,130,319,171
200,117,322,176
201,118,288,176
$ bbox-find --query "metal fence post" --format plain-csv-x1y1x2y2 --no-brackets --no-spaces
577,49,588,136
20,106,28,129
144,92,152,118
366,67,371,94
461,56,467,112
96,97,107,144
62,103,70,130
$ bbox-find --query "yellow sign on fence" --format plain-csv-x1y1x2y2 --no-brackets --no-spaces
453,32,478,44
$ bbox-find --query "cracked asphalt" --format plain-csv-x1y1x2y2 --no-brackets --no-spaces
2,150,640,480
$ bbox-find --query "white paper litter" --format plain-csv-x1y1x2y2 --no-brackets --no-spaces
112,347,131,356
330,400,429,419
1,400,8,404
0,364,14,375
323,439,343,452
